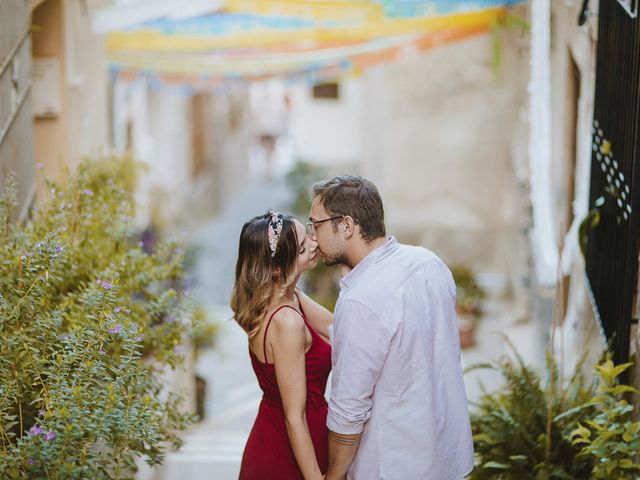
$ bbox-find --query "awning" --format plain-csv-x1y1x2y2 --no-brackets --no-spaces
99,0,526,89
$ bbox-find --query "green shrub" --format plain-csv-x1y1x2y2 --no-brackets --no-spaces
569,360,640,479
0,157,199,478
468,338,593,479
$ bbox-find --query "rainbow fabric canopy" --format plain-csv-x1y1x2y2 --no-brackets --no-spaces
103,0,525,89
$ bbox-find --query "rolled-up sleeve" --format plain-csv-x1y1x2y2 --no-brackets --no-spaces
327,299,393,435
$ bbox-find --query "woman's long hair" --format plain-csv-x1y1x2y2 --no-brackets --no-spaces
230,212,299,338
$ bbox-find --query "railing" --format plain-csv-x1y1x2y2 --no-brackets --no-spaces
585,0,640,367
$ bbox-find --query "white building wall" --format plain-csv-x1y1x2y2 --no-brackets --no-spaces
290,29,530,279
545,0,605,373
64,0,110,165
363,30,530,277
291,79,365,168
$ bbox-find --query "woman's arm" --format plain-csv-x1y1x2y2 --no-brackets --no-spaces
295,288,333,341
270,309,324,480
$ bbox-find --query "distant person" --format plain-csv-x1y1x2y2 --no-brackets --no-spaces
308,176,474,480
231,211,333,479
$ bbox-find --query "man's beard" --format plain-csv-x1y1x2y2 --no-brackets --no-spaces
321,252,348,267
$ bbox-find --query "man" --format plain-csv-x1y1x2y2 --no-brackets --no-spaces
308,175,474,480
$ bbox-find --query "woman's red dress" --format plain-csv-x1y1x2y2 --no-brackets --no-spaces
238,305,331,479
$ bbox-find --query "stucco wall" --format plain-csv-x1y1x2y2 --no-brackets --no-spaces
361,29,530,277
547,1,607,376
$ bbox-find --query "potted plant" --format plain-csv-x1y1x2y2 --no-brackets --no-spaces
450,264,486,348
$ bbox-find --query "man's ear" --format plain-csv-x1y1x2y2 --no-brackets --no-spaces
342,215,356,239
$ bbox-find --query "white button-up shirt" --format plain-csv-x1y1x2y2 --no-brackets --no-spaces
327,237,474,480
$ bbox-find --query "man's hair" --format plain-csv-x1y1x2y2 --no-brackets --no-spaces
312,175,386,243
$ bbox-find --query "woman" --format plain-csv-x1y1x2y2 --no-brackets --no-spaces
231,211,333,480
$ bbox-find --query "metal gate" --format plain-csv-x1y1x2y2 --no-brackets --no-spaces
585,0,640,366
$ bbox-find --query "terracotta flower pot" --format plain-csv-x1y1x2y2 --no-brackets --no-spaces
458,315,476,349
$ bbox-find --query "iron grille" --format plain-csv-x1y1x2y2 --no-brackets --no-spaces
585,0,640,367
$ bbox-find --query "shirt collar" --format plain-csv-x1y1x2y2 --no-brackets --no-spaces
340,236,398,290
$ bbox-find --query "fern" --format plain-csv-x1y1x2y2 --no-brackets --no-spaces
468,336,593,479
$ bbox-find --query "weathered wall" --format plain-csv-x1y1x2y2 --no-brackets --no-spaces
547,1,607,377
32,0,109,181
362,29,530,278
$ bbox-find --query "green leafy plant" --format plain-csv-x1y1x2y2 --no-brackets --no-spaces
450,264,486,317
0,157,200,478
569,359,640,479
467,337,593,479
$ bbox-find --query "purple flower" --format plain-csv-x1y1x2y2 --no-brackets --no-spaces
96,279,101,285
28,424,42,436
108,325,122,334
114,307,122,314
131,323,139,332
37,409,45,418
166,315,177,323
27,458,33,465
43,430,56,441
82,189,94,196
36,163,44,170
124,308,131,314
101,281,112,290
50,188,55,194
134,334,144,342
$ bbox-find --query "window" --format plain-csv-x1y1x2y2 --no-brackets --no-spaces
312,82,339,100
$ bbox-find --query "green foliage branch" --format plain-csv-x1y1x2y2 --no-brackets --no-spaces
0,157,200,478
569,360,640,479
467,337,593,479
469,337,640,480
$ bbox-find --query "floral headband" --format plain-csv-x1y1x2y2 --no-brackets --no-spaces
267,210,284,258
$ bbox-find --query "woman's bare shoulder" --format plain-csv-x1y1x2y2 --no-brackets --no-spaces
270,305,305,333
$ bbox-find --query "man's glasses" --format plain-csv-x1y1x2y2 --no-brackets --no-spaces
306,216,344,235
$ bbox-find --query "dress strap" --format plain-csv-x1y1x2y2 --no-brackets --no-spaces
262,305,304,362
